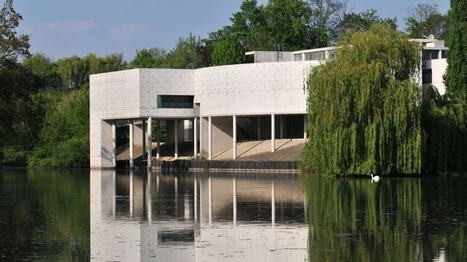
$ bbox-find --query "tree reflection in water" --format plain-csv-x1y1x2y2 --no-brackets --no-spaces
303,175,467,261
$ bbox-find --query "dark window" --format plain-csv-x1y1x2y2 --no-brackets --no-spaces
422,69,432,84
422,50,439,60
157,95,194,108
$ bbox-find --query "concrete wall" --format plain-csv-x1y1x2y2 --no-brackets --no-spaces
195,61,316,117
90,69,198,168
199,116,234,159
211,116,234,158
90,70,142,168
428,58,448,95
139,69,198,118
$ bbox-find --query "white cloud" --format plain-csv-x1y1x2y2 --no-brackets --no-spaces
41,20,95,33
107,22,151,42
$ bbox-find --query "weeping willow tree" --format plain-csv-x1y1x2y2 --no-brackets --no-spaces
302,25,422,175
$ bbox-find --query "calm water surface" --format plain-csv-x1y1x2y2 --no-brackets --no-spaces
1,169,466,261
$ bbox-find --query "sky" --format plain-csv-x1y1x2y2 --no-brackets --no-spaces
13,0,450,62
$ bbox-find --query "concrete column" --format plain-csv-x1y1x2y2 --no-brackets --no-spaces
199,117,203,159
142,120,146,161
130,170,134,217
156,120,160,160
208,116,212,160
257,116,261,140
233,115,237,159
147,170,152,222
280,115,284,139
175,176,178,215
147,117,152,169
194,118,198,159
112,171,116,218
129,121,134,168
112,123,117,168
233,176,237,226
271,180,275,225
194,176,198,223
208,176,212,225
199,176,203,226
156,173,160,194
174,120,179,159
271,114,275,152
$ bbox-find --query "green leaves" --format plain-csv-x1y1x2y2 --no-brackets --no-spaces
212,37,246,65
28,88,90,168
404,4,448,39
302,25,422,175
0,0,29,62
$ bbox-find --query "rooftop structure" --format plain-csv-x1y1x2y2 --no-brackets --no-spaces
90,37,448,169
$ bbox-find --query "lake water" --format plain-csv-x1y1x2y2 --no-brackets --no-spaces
1,169,466,261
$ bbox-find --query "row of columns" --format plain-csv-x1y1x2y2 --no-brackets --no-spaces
203,114,307,160
111,171,287,225
111,118,164,169
111,114,307,167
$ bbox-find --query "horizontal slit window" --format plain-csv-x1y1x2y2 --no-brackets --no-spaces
157,95,194,108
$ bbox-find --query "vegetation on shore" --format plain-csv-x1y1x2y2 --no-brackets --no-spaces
301,25,423,175
0,0,462,173
302,0,467,175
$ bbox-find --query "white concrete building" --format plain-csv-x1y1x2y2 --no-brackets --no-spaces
90,40,447,169
412,35,449,96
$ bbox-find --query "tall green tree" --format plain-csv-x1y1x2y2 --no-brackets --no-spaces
166,34,206,69
28,87,89,167
302,25,422,175
212,36,246,65
129,47,168,68
405,4,448,39
22,53,61,89
333,9,397,39
209,0,268,52
445,0,467,101
421,0,467,173
0,60,38,163
308,0,349,46
0,0,29,62
266,0,313,50
0,0,35,165
28,53,125,167
210,0,314,57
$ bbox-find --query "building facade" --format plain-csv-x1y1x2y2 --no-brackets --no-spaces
90,40,447,169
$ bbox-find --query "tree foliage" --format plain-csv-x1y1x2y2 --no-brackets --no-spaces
129,47,168,68
22,53,61,89
0,60,38,158
0,0,35,165
28,87,89,167
333,9,397,38
405,3,448,39
166,34,206,69
211,0,314,53
422,89,467,173
308,0,349,46
420,0,467,173
0,0,29,62
445,0,467,102
302,25,422,175
26,53,125,167
212,36,246,65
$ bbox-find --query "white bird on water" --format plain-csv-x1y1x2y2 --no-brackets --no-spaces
371,174,380,182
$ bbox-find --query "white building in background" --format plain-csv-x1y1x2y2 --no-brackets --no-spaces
412,35,449,96
90,39,447,169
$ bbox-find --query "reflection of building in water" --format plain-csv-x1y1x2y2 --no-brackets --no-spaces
91,170,308,261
